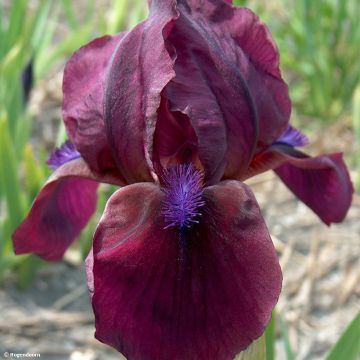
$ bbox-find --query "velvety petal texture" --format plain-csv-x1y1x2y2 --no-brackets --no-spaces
152,98,199,174
244,145,353,225
275,152,353,225
164,0,291,183
12,158,125,261
90,181,281,360
63,33,125,175
104,0,179,183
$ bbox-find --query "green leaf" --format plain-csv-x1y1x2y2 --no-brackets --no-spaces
107,0,130,33
325,311,360,360
29,1,53,53
61,0,80,30
23,143,46,200
37,24,93,76
16,254,45,289
279,316,295,360
4,0,27,54
265,311,277,360
0,113,24,235
353,84,360,190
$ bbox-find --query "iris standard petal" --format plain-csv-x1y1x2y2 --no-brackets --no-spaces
62,33,125,174
152,97,199,174
244,145,353,225
165,0,290,183
12,158,125,261
104,0,179,184
90,180,281,359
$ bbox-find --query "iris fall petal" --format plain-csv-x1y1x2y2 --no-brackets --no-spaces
12,158,124,261
91,180,281,359
244,145,353,224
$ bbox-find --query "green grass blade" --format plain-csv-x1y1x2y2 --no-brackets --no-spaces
38,23,93,76
325,311,360,360
29,1,52,52
4,0,27,53
353,85,360,190
107,0,130,33
265,311,276,360
23,143,46,200
0,112,24,235
279,316,295,360
61,0,80,30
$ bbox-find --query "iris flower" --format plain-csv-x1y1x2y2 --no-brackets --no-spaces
13,1,353,359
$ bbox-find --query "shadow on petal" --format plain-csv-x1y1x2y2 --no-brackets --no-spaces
63,33,125,175
90,181,281,360
244,145,353,225
12,158,125,261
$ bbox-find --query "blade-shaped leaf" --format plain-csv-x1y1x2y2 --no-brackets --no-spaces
265,310,277,360
325,311,360,360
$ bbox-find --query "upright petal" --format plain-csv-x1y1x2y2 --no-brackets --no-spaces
12,158,124,261
104,1,179,183
244,145,353,225
152,97,199,174
91,181,281,359
63,34,125,175
165,0,290,183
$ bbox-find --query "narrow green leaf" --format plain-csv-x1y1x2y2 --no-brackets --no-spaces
108,0,130,33
38,24,93,75
353,85,360,190
0,113,24,234
16,254,45,289
4,0,27,53
23,143,46,200
265,311,277,360
279,316,295,360
29,1,52,52
325,311,360,360
14,112,32,159
61,0,79,30
56,122,68,147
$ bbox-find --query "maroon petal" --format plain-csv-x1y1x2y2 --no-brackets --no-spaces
91,181,281,359
12,158,124,261
244,146,353,224
152,97,200,174
63,34,125,175
104,1,179,183
165,1,290,183
275,152,353,225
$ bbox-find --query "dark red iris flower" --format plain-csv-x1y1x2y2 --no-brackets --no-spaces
12,1,353,359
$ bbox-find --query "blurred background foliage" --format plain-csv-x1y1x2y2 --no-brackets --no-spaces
0,0,359,359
